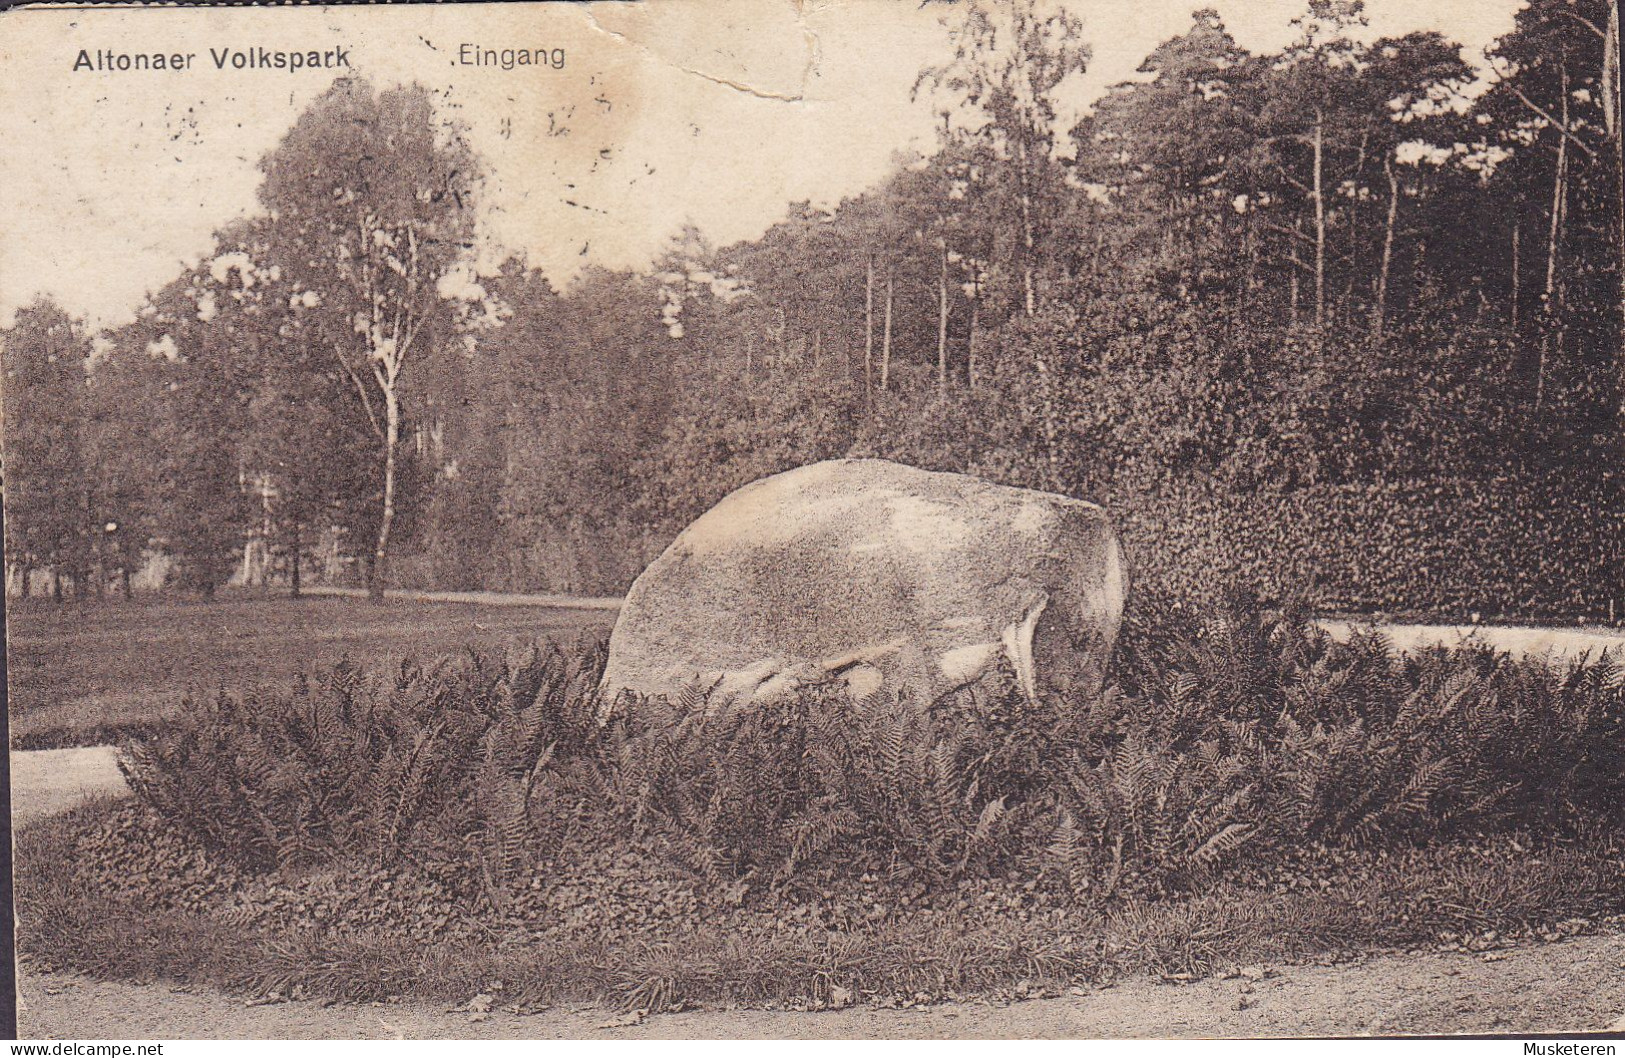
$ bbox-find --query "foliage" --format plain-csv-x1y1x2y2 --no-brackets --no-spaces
121,645,604,878
470,0,1620,616
257,79,483,597
2,298,92,596
118,595,1625,906
14,594,1616,1008
6,594,617,749
5,3,1620,619
1117,472,1624,621
20,799,1625,1010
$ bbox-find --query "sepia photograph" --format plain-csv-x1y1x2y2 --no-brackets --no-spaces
1,0,1622,1041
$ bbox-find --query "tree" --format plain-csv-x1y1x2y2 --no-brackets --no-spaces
919,0,1090,319
1243,1,1376,332
119,270,254,595
1,298,91,599
1482,0,1619,424
83,344,168,597
242,323,375,596
190,218,380,596
260,79,480,599
1357,32,1473,338
1607,1,1625,421
1071,10,1255,311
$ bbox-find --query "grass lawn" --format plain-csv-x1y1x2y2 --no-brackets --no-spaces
5,593,616,749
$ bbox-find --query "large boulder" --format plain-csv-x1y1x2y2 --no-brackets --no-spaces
601,459,1127,707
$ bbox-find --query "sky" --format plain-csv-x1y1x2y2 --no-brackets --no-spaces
0,0,1526,330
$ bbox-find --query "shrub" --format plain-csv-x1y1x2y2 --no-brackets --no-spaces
118,592,1625,911
121,644,605,877
1116,473,1623,622
1111,592,1625,841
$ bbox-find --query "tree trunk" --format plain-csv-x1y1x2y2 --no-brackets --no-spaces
937,243,949,395
1313,107,1327,330
1511,221,1520,329
371,385,400,602
967,297,979,391
1017,139,1037,317
1241,213,1257,359
1545,71,1569,308
968,266,982,391
289,524,302,599
864,254,875,408
1613,1,1625,423
1373,158,1399,341
1289,222,1301,327
1540,64,1570,412
880,264,894,393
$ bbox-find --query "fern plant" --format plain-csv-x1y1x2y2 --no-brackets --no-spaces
120,590,1625,907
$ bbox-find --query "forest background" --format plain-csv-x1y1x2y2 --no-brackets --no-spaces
4,0,1621,621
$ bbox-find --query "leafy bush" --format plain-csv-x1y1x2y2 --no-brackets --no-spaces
119,593,1625,913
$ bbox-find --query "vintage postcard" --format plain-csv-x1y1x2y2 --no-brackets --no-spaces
2,0,1622,1043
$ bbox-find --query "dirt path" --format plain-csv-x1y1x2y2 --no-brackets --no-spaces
18,933,1625,1039
301,586,624,610
301,587,1625,661
1319,621,1625,661
10,746,125,824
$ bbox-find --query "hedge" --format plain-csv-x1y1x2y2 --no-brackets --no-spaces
1116,472,1622,623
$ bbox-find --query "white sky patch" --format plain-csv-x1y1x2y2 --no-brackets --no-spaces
437,264,488,303
0,0,1525,330
209,251,256,288
1395,140,1454,167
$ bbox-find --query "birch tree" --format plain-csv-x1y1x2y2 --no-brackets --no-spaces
260,80,479,599
918,0,1088,320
